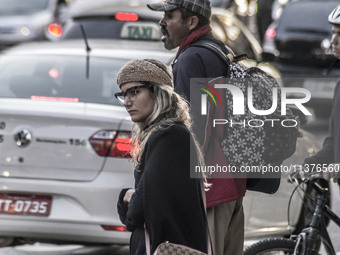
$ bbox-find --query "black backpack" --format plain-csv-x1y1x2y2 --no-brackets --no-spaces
191,40,300,193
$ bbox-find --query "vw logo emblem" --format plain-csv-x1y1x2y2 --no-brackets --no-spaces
14,129,32,148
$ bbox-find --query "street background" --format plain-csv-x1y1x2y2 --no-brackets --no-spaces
0,115,339,255
0,1,339,253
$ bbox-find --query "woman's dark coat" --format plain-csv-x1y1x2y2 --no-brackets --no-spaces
117,122,208,254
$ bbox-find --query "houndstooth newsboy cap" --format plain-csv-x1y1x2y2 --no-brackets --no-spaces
147,0,211,20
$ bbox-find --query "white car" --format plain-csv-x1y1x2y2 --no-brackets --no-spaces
0,38,322,247
0,39,175,246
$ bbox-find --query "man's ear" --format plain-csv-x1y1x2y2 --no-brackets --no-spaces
188,15,199,31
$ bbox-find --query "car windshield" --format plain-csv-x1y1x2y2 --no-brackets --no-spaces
63,0,163,40
69,0,163,12
0,55,127,106
0,0,50,15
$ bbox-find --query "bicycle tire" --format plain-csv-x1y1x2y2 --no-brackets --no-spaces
244,238,297,255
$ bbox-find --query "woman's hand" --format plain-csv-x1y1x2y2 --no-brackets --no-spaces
123,189,135,203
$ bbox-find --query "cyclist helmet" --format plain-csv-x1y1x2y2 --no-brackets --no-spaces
328,5,340,25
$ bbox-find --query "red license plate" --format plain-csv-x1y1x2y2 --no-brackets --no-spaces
0,194,52,216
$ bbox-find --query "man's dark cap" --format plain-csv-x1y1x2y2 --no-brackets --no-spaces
147,0,211,20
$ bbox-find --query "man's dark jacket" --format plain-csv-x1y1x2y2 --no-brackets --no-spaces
173,34,228,146
172,34,247,206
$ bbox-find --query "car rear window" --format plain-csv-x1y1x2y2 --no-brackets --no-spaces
0,55,127,106
277,1,336,35
62,19,162,41
63,19,124,39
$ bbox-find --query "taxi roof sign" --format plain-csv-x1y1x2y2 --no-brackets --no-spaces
120,22,161,41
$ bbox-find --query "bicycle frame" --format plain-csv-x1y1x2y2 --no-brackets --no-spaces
292,181,340,255
321,199,340,254
243,173,340,255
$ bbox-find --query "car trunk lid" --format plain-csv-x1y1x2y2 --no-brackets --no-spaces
0,99,132,181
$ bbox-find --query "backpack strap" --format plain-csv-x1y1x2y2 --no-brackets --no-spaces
191,40,247,65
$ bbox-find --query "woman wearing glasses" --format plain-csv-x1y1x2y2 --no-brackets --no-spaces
115,59,209,255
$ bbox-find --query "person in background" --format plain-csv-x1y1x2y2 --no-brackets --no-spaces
147,1,247,254
303,5,340,185
115,59,209,255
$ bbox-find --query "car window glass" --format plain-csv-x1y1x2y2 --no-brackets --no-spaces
0,0,50,15
63,20,124,39
0,55,127,106
69,0,162,14
63,20,161,40
72,0,161,6
278,3,332,32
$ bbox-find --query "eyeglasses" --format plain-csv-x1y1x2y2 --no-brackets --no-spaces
114,84,150,105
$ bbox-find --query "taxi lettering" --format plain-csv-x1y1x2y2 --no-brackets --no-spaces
127,26,153,39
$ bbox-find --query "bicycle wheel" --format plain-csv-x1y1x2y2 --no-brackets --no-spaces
244,238,297,255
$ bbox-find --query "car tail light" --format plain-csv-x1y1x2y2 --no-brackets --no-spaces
48,23,63,37
101,225,127,231
89,131,132,158
115,12,138,21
